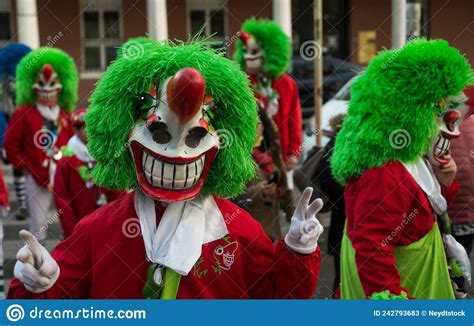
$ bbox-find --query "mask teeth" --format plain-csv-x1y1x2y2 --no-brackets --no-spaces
434,136,450,157
142,151,205,190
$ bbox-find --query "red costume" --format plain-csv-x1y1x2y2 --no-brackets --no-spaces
8,191,320,299
3,104,72,188
344,161,458,297
53,154,124,237
250,74,302,162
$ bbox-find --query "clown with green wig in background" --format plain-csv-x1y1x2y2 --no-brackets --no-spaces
331,39,472,299
3,48,78,244
9,38,324,299
234,18,301,234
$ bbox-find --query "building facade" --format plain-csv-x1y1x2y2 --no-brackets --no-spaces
1,0,473,107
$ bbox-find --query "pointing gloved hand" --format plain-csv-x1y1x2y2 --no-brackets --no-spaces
14,230,60,293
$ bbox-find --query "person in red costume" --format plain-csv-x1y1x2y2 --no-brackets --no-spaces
331,39,471,299
0,162,9,298
53,109,124,238
3,48,78,243
234,19,302,171
8,38,324,299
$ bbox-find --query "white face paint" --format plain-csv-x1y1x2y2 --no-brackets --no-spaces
33,64,62,106
428,91,468,166
243,36,264,76
129,68,221,201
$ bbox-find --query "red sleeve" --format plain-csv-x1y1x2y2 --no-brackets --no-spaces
0,163,8,207
441,179,460,207
8,221,92,299
244,227,320,298
349,166,412,298
286,76,303,159
3,108,28,170
53,158,78,238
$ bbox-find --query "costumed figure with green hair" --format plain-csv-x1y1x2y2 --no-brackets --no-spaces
234,18,301,231
8,38,324,299
4,48,78,243
331,39,472,299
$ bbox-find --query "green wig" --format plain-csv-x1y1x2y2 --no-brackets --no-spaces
234,18,291,78
331,39,472,185
86,38,258,198
15,47,78,111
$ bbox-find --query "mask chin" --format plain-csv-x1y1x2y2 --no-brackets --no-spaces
131,141,218,202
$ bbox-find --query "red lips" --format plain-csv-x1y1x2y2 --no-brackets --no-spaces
167,67,206,124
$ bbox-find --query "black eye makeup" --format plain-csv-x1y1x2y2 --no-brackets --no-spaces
185,126,208,148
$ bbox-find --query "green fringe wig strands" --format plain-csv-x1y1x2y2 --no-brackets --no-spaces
86,38,258,198
331,39,472,185
234,18,291,78
15,47,78,111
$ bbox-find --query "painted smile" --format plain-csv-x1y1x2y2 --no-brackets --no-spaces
131,141,218,201
432,135,451,164
141,150,206,190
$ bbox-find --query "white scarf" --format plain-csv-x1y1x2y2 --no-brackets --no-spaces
134,189,228,276
36,104,60,121
67,135,93,163
402,158,447,215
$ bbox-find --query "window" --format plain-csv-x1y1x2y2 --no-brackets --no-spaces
187,0,227,44
0,0,11,46
80,0,122,74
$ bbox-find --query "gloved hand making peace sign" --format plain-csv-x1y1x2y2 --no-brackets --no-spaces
285,187,324,254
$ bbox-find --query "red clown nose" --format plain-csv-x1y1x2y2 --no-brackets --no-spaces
238,30,251,46
41,64,54,81
167,67,206,124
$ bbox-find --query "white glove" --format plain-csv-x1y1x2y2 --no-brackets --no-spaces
285,187,324,254
443,234,471,287
14,230,60,293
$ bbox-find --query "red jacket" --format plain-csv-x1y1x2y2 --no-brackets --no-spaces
53,155,125,237
3,104,73,188
0,163,8,208
250,74,303,162
344,161,457,297
8,191,320,299
448,115,474,225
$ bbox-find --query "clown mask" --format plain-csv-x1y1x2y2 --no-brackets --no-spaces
428,92,469,166
239,31,264,76
129,68,220,202
33,64,62,106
